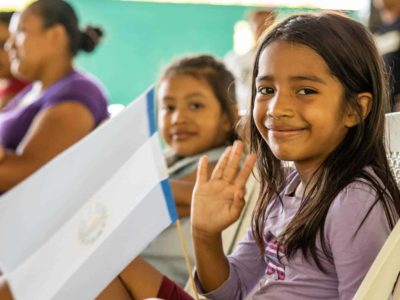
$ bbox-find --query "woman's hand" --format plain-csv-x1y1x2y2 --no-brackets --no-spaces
191,141,256,237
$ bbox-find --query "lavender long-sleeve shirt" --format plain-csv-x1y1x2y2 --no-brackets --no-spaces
198,169,397,300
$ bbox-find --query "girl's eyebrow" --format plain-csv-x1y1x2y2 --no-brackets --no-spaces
161,96,175,101
256,74,327,84
290,75,327,84
185,92,206,99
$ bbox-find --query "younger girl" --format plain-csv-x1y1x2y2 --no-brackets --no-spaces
141,54,238,287
191,11,400,299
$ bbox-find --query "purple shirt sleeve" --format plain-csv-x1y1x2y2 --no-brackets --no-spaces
196,229,266,300
324,182,392,300
41,74,109,126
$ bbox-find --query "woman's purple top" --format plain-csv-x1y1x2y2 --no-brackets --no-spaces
0,70,109,150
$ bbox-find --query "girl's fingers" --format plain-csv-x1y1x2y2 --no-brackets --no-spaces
196,155,209,184
222,141,244,183
234,153,257,189
210,146,232,180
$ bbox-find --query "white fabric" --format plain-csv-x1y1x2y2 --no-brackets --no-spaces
0,89,176,300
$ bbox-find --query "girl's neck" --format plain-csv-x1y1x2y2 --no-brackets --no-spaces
294,162,319,198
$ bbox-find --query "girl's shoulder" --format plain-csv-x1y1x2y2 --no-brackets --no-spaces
330,168,381,210
165,146,227,178
326,167,398,228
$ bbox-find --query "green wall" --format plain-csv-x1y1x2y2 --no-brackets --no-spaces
67,1,355,105
68,0,249,105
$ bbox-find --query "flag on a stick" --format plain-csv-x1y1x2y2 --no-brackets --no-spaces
0,88,177,300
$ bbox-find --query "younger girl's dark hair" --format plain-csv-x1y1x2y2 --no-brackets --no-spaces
250,12,400,270
28,0,103,56
158,54,238,144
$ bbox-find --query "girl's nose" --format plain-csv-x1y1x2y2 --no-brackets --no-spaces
267,92,293,119
171,109,187,124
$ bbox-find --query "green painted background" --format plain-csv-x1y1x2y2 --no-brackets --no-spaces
68,0,250,105
67,1,351,105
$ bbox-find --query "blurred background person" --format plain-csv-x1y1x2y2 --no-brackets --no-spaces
0,11,28,110
224,8,276,114
371,0,400,111
0,0,109,193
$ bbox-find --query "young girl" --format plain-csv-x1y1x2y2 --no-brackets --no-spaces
141,54,239,287
191,11,400,299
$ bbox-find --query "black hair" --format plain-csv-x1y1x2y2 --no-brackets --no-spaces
250,11,400,271
28,0,103,56
0,11,14,26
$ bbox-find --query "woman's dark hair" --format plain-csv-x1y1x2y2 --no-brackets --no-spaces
158,54,238,144
250,11,400,270
28,0,103,56
0,11,14,26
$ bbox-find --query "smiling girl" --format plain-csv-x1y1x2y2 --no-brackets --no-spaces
191,11,400,299
141,54,239,288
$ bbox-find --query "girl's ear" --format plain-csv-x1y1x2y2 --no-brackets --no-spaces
344,92,372,128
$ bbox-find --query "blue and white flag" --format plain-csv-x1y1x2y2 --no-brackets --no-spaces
0,88,178,300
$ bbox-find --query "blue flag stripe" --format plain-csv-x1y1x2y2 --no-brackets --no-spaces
146,88,157,135
160,179,178,222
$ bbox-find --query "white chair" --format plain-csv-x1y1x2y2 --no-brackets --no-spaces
353,112,400,300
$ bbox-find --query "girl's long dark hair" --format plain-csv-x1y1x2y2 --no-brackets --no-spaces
250,12,400,270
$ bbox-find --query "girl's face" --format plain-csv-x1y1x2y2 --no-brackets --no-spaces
253,41,353,173
158,74,231,156
6,11,52,81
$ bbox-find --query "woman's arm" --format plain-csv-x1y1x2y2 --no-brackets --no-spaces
0,101,94,191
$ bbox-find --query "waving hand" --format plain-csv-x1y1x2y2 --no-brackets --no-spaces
191,140,256,236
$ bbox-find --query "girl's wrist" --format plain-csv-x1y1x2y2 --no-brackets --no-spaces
192,227,222,245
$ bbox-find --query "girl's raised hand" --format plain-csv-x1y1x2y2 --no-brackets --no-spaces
191,141,256,236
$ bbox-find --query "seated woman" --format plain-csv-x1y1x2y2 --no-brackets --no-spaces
0,0,109,193
0,11,29,110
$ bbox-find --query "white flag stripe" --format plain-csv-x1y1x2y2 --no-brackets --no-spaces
0,91,153,271
7,133,168,300
52,184,172,300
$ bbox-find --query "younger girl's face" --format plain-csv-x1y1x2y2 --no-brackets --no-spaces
158,74,231,156
253,41,353,172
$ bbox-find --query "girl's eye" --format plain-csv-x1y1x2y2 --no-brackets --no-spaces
189,103,203,110
161,104,174,112
298,88,317,95
257,87,274,95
